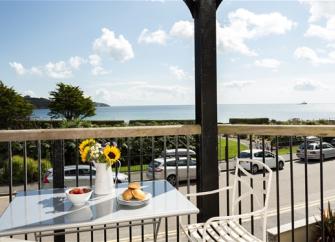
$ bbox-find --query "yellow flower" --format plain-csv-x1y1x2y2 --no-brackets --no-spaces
81,146,90,162
103,145,121,166
79,139,95,154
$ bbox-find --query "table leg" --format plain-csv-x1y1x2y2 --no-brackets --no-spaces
153,218,162,242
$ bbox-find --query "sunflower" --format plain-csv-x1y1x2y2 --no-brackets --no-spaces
103,145,121,166
79,139,95,154
80,146,91,162
79,139,96,162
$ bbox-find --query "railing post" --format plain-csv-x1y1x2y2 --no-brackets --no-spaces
184,0,222,222
51,140,65,242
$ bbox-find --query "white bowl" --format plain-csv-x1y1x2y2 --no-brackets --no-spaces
65,187,93,206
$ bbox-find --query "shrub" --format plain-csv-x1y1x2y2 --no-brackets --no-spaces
0,155,52,185
229,118,269,124
316,202,335,241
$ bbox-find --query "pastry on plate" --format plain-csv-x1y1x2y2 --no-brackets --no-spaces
128,182,141,190
122,189,133,201
132,189,146,201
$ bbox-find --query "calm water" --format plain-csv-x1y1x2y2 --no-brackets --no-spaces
32,104,335,123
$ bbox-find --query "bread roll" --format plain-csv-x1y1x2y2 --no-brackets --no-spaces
128,182,141,190
122,189,133,201
132,189,146,201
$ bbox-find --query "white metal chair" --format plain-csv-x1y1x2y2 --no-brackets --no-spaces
181,158,273,242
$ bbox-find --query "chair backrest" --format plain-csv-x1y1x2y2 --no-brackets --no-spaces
231,158,273,241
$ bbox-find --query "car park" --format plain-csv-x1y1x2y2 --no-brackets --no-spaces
296,142,335,160
42,165,128,188
236,149,285,173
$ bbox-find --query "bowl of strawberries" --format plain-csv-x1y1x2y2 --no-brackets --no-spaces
65,187,93,206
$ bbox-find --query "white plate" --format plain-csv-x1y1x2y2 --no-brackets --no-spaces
117,192,152,207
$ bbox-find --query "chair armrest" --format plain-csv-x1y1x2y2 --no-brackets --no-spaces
204,208,266,225
185,186,233,197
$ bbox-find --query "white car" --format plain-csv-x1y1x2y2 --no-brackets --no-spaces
297,142,335,160
161,149,196,158
42,165,128,189
146,157,196,186
236,149,285,173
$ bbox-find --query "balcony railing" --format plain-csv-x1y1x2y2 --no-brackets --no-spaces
0,124,334,241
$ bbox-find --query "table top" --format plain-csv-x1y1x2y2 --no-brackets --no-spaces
0,180,199,237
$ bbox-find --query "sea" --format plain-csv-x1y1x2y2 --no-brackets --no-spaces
31,103,335,123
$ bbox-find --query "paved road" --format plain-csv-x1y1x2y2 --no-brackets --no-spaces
0,156,333,241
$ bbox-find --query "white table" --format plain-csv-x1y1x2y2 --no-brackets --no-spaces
0,180,199,241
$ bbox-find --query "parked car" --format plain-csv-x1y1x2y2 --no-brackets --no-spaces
330,138,335,147
236,149,285,173
306,136,320,143
161,149,196,158
146,157,196,186
42,165,128,189
297,142,335,160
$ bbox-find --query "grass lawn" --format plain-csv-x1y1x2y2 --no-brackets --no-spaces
278,145,299,155
218,138,248,160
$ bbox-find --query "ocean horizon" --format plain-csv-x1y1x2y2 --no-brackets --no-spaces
31,103,335,123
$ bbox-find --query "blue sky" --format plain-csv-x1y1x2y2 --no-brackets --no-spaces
1,0,335,105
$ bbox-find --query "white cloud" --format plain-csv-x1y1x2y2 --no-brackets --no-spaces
293,80,323,91
88,54,108,76
217,9,296,56
93,82,192,106
93,27,134,62
299,0,335,22
10,54,107,79
255,58,281,69
22,90,35,97
92,66,109,76
169,65,192,80
45,61,73,79
305,18,335,41
30,67,43,75
301,1,335,43
138,28,168,45
294,46,335,65
89,54,102,66
9,62,26,75
169,10,295,56
69,56,85,69
223,80,255,88
170,20,194,39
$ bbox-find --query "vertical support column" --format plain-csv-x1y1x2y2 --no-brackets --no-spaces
193,0,219,222
51,140,65,242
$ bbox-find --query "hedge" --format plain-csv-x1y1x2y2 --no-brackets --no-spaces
0,155,52,185
128,120,195,126
229,118,269,124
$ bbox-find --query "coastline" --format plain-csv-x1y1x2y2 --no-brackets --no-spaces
31,103,335,123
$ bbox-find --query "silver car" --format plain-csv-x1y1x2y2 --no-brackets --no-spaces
42,165,128,188
297,142,335,160
146,157,196,186
237,149,285,173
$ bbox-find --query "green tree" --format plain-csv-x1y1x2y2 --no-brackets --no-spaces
48,83,96,120
0,81,33,129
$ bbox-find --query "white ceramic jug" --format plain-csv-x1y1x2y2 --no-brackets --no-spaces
94,162,115,195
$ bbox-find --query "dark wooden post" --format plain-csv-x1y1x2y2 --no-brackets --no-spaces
51,140,65,242
184,0,222,222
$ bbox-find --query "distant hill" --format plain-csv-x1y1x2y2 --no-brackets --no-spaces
24,96,110,109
